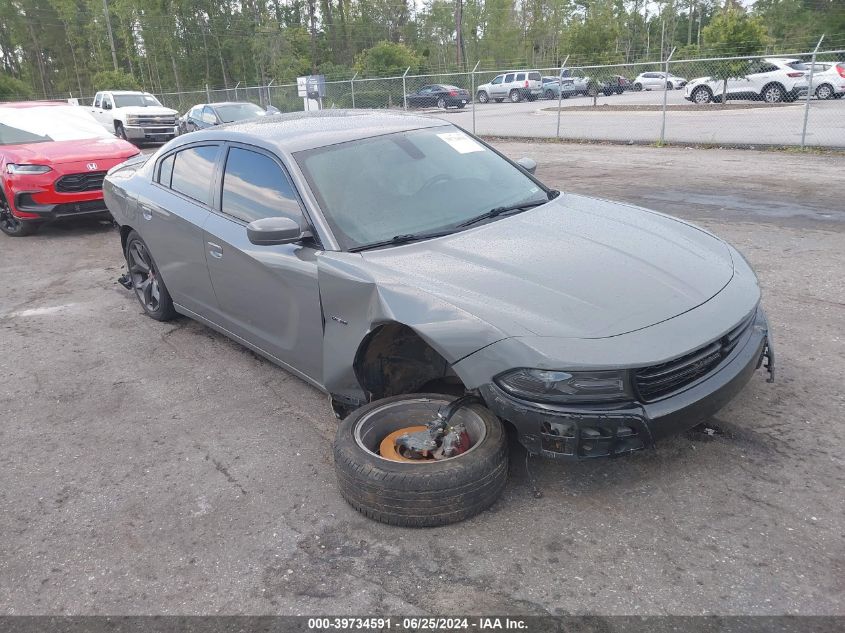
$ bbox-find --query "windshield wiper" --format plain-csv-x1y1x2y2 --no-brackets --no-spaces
457,198,548,228
348,230,455,253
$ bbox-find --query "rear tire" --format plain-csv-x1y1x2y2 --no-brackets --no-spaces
124,230,177,321
476,90,489,104
333,394,509,527
816,84,834,100
436,97,446,109
509,89,521,103
762,83,786,103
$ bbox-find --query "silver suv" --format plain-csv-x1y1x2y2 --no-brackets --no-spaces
476,71,542,103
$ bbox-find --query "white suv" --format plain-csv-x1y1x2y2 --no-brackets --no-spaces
684,58,809,104
476,71,542,103
805,61,845,100
90,91,179,144
632,72,687,91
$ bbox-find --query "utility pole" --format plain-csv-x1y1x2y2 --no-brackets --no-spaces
102,0,119,71
307,0,318,74
455,0,464,68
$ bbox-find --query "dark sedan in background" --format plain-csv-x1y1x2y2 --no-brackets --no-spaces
178,101,276,134
405,85,470,109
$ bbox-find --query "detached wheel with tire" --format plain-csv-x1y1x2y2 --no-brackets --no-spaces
333,394,509,527
124,230,177,321
0,193,40,237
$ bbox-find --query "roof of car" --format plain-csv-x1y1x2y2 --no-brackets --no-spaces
189,109,449,153
0,100,71,109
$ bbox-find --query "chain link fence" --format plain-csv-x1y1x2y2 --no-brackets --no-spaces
8,49,844,149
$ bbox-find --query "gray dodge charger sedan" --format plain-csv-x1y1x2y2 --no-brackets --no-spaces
104,110,774,527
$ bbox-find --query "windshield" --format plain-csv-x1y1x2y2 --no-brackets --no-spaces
113,94,162,108
0,105,115,145
296,127,549,250
214,103,265,123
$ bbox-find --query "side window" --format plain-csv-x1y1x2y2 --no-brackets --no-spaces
158,154,175,187
221,147,301,223
93,93,102,108
201,106,217,124
170,145,219,205
491,76,503,85
504,73,515,83
516,73,525,81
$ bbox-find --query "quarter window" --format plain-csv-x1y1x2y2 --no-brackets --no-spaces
221,147,301,223
170,145,218,205
158,154,174,187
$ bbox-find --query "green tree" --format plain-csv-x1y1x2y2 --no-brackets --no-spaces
91,69,142,91
0,74,34,99
702,6,768,106
355,41,422,76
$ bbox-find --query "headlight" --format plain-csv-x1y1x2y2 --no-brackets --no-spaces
125,116,140,125
6,164,52,175
495,368,628,403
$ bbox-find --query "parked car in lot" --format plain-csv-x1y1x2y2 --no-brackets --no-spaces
90,90,178,144
684,58,809,104
104,110,774,527
178,101,271,134
633,71,687,91
405,84,470,109
602,74,633,94
803,61,845,99
0,101,139,236
476,70,542,103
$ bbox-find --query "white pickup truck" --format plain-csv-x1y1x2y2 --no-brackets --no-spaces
90,91,178,144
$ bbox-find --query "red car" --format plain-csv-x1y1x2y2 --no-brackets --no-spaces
0,101,139,236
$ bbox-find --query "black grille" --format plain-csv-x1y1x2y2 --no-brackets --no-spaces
55,171,107,193
635,311,756,401
53,200,108,215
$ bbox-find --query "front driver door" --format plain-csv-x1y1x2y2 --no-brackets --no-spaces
202,143,323,383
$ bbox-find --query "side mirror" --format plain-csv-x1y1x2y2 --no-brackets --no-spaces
246,216,310,246
516,157,537,175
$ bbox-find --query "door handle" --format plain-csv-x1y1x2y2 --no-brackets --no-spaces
207,242,223,259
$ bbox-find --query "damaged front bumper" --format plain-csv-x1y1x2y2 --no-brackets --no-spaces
478,310,774,460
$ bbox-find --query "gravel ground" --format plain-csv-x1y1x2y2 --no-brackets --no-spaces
0,142,843,615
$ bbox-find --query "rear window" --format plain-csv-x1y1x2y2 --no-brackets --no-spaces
529,72,541,81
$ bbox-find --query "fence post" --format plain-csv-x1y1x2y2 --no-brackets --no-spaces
205,83,210,103
801,35,825,150
471,61,480,134
556,55,569,139
267,79,275,107
402,67,410,110
234,81,240,101
350,72,358,108
660,47,676,146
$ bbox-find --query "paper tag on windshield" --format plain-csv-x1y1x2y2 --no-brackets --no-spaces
437,131,485,154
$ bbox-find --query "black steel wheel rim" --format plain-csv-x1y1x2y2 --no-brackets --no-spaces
128,241,161,312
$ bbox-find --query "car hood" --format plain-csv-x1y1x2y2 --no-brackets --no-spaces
359,193,735,339
117,106,177,116
3,137,139,166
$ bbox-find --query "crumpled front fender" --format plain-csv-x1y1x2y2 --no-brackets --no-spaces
317,253,508,404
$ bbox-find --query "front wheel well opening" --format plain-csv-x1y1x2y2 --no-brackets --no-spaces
354,323,466,401
119,224,134,253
